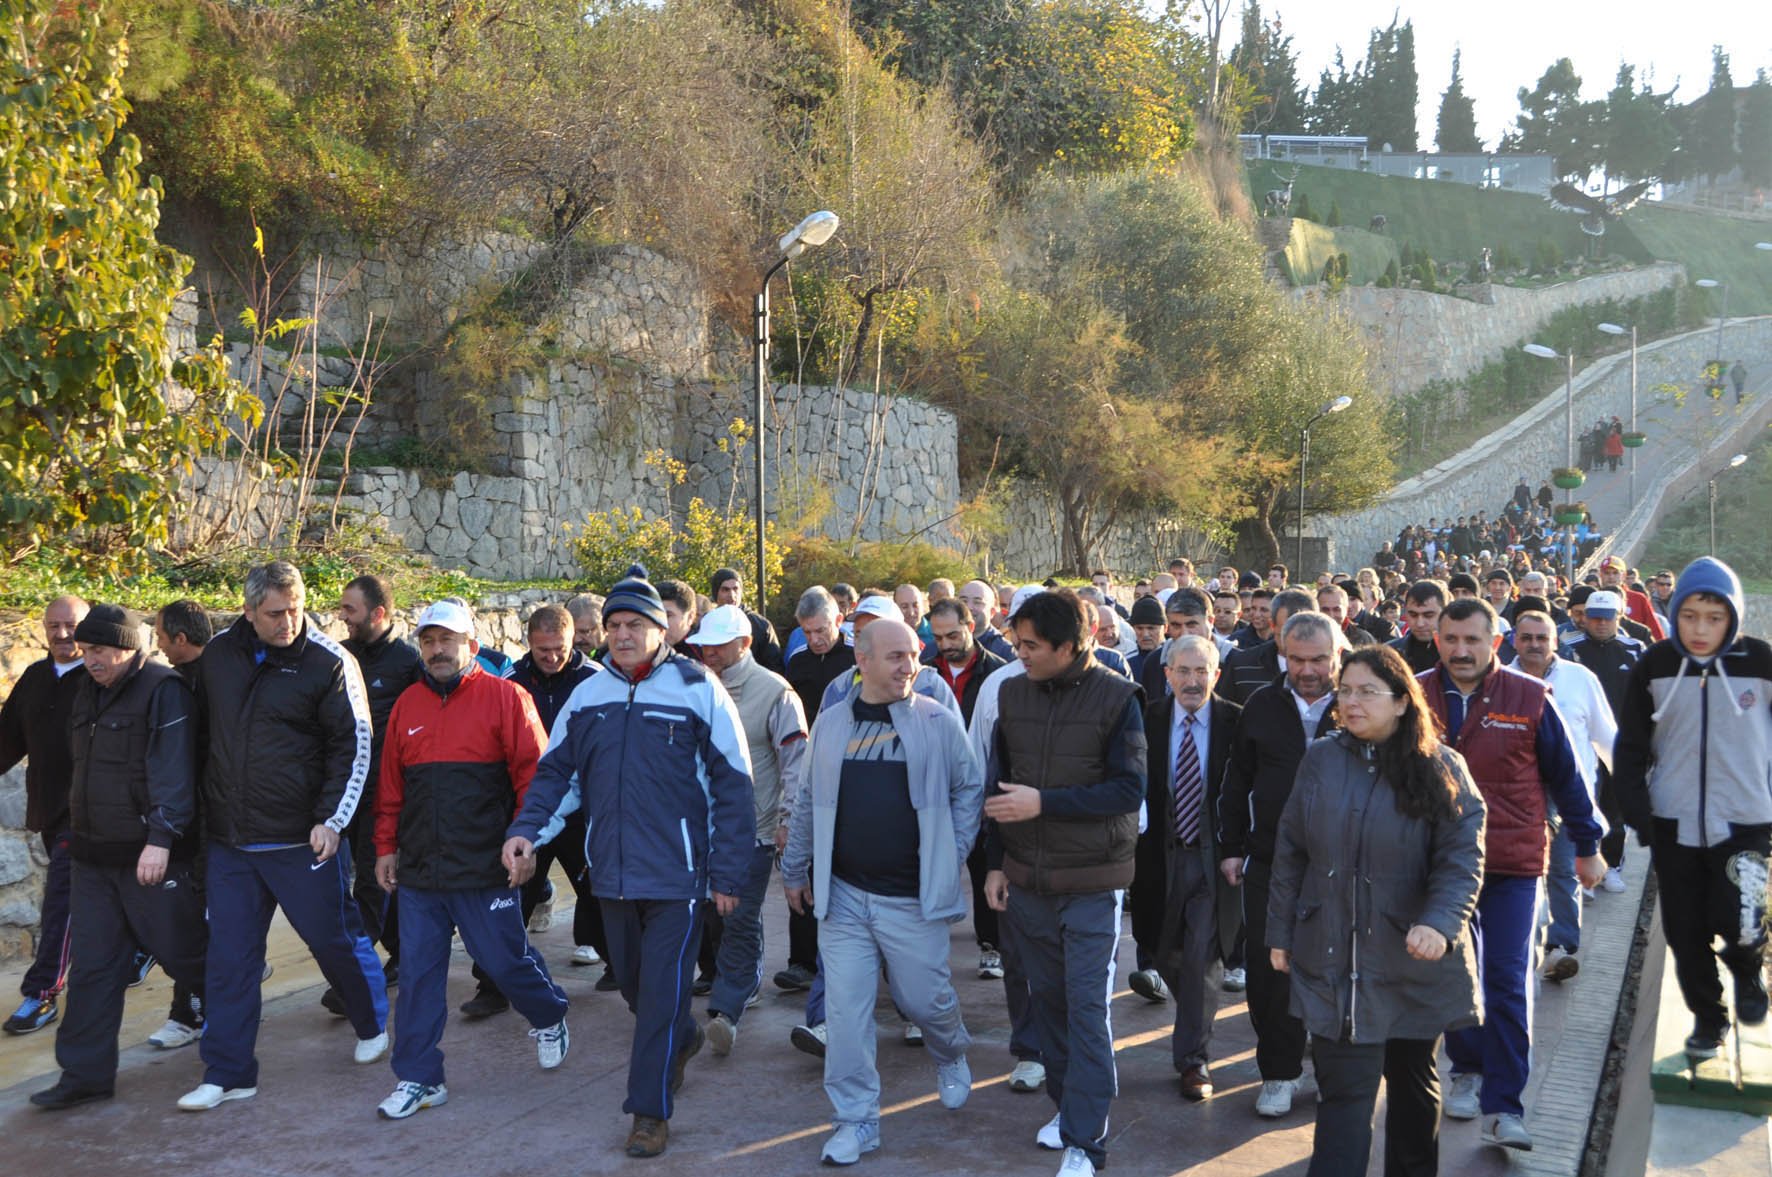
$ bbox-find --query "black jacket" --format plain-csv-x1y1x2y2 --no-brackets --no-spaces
195,616,373,847
921,646,1007,726
1217,678,1339,865
784,642,855,719
342,624,420,800
1221,639,1281,705
507,649,601,734
0,656,87,833
68,655,198,865
1144,694,1243,957
745,608,784,672
1387,633,1441,675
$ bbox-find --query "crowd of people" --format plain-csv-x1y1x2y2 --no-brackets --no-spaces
2,548,1767,1177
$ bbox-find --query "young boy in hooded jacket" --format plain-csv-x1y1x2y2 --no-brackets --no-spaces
1614,556,1772,1059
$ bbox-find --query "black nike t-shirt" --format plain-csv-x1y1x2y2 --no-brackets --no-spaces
830,699,920,898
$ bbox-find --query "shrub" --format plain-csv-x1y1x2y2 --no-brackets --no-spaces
1292,192,1314,221
1326,199,1342,227
566,498,786,601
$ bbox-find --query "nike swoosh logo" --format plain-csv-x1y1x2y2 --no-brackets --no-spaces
310,860,326,871
407,726,424,736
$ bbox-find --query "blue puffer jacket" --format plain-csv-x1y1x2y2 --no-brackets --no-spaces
508,648,755,900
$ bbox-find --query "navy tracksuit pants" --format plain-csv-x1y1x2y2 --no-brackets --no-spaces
201,841,388,1089
602,896,702,1120
394,885,568,1087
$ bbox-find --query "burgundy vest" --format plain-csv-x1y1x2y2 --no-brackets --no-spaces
1421,663,1549,877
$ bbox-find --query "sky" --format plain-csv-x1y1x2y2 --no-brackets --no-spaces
1266,1,1772,149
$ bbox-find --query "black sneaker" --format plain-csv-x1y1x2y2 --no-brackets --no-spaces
3,996,57,1035
1735,967,1769,1027
320,988,347,1018
382,959,399,990
691,972,714,997
773,964,815,992
1685,1021,1729,1060
668,1022,706,1094
128,951,156,988
459,987,510,1019
595,967,620,993
30,1077,113,1110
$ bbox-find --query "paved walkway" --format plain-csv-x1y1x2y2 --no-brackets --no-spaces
0,863,1647,1176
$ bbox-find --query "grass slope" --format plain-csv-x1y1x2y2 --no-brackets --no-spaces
1285,218,1397,286
1615,204,1772,316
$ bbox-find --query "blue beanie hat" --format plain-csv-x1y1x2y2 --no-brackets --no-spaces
603,570,668,629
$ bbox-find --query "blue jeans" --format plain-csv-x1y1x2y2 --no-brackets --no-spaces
393,885,567,1086
1543,819,1581,952
708,844,776,1023
821,878,969,1126
1446,874,1541,1116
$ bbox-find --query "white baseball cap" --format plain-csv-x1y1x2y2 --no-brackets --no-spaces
685,603,751,646
1584,590,1623,618
1009,584,1046,615
415,600,474,638
850,596,901,623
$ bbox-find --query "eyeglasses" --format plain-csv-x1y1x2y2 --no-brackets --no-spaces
1340,686,1396,702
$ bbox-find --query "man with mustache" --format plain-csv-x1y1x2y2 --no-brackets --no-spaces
1423,598,1606,1152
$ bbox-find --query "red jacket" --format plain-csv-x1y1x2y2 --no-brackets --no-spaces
1420,663,1551,877
375,664,547,890
1620,586,1666,641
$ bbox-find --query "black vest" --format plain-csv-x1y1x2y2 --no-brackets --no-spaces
68,657,185,864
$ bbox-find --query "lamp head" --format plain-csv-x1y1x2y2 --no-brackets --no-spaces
1728,453,1748,469
1756,242,1772,251
1328,395,1352,413
1596,322,1627,336
1695,278,1721,289
780,210,839,258
1523,344,1560,359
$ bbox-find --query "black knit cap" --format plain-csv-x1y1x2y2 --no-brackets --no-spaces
1129,596,1165,627
710,567,742,594
74,603,144,651
603,564,668,629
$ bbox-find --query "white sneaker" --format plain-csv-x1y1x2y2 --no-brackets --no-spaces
1010,1059,1047,1092
707,1012,737,1057
1254,1077,1297,1118
1036,1112,1063,1150
1581,886,1596,903
149,1019,202,1050
531,1019,569,1069
377,1080,447,1120
1480,1112,1534,1151
1443,1072,1482,1120
821,1121,881,1165
177,1082,256,1111
936,1056,972,1109
528,894,555,933
902,1022,923,1046
571,945,601,966
1602,867,1626,893
1222,966,1247,993
1056,1145,1096,1177
354,1031,390,1064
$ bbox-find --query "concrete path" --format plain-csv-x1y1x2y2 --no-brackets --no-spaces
0,862,1647,1176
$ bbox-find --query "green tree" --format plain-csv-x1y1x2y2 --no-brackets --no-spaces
1690,45,1739,184
1505,58,1603,179
1741,69,1772,188
1360,16,1418,150
1228,1,1306,133
1435,48,1481,152
1601,63,1676,184
2,0,244,570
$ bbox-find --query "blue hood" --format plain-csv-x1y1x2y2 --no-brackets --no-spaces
1668,556,1743,662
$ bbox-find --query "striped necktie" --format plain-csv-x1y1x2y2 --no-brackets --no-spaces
1173,712,1203,845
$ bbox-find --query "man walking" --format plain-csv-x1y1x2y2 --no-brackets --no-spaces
1218,611,1343,1118
710,568,784,670
1563,590,1643,894
1146,637,1241,1102
782,619,980,1164
371,600,569,1120
0,596,88,1036
503,572,753,1158
685,604,807,1056
1426,598,1606,1151
181,561,387,1112
30,606,207,1109
984,589,1146,1177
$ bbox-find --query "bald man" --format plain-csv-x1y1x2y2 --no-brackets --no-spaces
2,597,91,1035
959,580,1015,662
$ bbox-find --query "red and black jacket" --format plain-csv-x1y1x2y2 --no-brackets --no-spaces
375,664,547,891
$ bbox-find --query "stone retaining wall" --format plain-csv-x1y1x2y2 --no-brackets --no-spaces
1316,317,1772,568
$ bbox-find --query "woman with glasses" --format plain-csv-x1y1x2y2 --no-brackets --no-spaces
1267,645,1486,1177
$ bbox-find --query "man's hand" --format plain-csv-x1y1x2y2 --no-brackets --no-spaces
1219,857,1244,887
1270,947,1291,974
136,844,169,887
1575,853,1607,891
375,854,398,893
984,869,1009,912
712,890,739,917
784,885,811,915
310,824,340,864
1406,924,1449,961
773,825,788,854
983,783,1042,824
502,836,537,887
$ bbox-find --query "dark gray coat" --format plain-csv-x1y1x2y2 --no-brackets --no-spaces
1266,732,1486,1044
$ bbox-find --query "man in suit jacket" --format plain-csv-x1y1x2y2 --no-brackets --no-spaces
1140,637,1241,1103
1217,610,1343,1120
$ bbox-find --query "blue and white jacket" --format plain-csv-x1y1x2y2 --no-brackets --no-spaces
507,648,755,901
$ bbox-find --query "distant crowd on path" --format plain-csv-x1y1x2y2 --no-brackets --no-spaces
4,546,1769,1177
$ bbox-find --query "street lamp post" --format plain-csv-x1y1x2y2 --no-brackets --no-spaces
1694,278,1727,378
1296,395,1353,576
1597,322,1638,508
1525,343,1577,584
1710,452,1749,556
751,210,839,614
